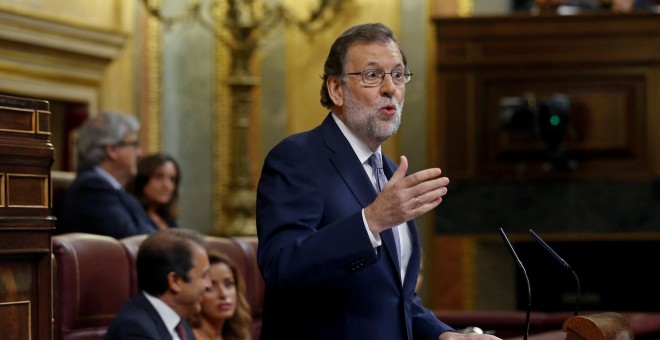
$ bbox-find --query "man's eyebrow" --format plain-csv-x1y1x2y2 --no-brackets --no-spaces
360,61,404,69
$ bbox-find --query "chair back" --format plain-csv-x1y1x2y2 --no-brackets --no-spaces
53,233,131,340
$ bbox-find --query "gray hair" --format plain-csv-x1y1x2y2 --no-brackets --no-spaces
76,111,140,169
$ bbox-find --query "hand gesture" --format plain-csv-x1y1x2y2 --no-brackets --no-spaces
364,155,449,234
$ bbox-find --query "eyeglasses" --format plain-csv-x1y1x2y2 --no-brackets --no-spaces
345,68,413,85
115,140,140,148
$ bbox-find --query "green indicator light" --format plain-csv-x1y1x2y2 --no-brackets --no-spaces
550,115,560,126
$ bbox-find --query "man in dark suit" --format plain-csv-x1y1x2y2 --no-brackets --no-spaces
56,111,157,238
256,23,501,340
105,228,210,340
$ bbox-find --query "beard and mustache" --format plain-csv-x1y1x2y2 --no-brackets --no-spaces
342,86,404,146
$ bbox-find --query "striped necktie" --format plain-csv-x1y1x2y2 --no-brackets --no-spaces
368,152,401,266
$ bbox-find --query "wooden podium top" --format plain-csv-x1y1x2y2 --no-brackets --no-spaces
0,94,51,141
563,312,633,340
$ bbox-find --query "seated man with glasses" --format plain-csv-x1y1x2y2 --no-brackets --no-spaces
56,111,157,238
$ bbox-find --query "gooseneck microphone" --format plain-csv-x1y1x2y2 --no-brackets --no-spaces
529,229,581,316
498,228,530,340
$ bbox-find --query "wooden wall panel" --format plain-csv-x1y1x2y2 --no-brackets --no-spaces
0,94,54,339
430,12,660,311
478,73,648,179
433,12,660,181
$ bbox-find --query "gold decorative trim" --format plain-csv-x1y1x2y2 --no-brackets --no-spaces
458,0,474,17
212,35,231,236
0,300,30,306
146,12,161,152
0,173,4,207
37,110,51,136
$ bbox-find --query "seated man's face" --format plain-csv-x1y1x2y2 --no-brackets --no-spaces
175,244,211,318
110,131,142,184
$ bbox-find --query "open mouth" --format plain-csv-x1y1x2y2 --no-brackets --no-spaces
381,105,396,115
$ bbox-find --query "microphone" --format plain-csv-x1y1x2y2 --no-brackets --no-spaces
498,228,530,340
529,229,581,316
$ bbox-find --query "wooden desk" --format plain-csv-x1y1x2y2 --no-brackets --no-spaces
0,94,54,339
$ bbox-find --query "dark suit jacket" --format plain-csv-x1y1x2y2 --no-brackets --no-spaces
104,292,195,340
56,168,157,238
256,114,453,339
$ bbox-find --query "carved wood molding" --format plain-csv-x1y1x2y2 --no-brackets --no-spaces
0,9,126,62
0,8,127,111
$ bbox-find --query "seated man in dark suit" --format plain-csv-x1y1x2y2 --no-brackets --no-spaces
105,229,210,340
56,111,157,238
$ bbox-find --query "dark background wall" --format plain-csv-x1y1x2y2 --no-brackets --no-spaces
428,12,660,311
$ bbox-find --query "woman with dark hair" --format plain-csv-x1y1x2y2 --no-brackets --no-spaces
190,250,252,340
126,153,180,229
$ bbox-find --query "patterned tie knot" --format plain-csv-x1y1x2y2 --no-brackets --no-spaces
368,152,382,170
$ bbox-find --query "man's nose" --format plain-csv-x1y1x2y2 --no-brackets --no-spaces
379,74,396,97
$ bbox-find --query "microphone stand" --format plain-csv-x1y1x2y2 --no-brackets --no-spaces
529,229,581,316
498,228,530,340
570,269,581,317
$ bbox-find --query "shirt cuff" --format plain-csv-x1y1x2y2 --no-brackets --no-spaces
362,208,382,249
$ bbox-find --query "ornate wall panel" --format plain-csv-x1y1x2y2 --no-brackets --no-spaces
433,12,660,181
0,94,54,340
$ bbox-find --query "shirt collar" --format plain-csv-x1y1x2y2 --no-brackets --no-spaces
93,166,122,190
143,291,182,337
331,112,381,165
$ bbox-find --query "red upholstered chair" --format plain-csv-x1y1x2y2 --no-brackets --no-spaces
119,234,148,295
53,232,266,340
205,236,263,339
53,233,132,340
232,236,264,338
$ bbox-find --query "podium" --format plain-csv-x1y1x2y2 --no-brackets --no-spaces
563,313,633,340
0,94,54,339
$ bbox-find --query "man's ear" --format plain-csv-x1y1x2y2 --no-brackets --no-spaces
327,76,344,107
167,272,183,293
104,144,118,161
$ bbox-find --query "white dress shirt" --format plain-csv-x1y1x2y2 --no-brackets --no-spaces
143,292,186,340
331,113,411,282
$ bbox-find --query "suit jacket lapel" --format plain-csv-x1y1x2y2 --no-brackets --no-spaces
134,292,173,339
320,114,402,273
320,115,376,208
403,219,420,289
